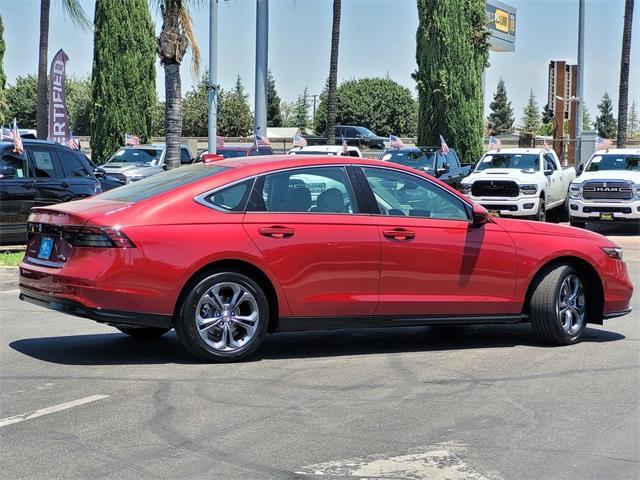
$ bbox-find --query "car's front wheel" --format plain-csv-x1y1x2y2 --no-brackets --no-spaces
530,264,587,345
533,197,546,222
175,271,269,362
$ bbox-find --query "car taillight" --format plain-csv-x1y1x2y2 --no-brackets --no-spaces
62,226,135,248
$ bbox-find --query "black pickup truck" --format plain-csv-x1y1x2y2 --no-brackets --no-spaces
304,125,387,150
381,146,473,190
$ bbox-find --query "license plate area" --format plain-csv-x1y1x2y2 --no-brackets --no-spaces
599,213,614,221
38,237,54,260
488,210,501,217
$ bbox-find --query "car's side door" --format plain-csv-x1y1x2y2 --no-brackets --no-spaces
357,166,517,317
0,148,36,244
243,165,380,318
543,152,562,205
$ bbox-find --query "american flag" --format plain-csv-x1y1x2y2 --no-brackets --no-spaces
66,130,80,150
595,136,612,150
125,133,140,146
439,135,450,154
216,135,225,147
292,133,307,147
256,134,271,146
1,126,14,141
488,136,502,150
389,134,404,149
12,119,24,155
341,136,349,155
543,139,551,151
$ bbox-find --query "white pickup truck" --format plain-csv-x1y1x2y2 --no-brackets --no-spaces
568,148,640,229
460,148,576,222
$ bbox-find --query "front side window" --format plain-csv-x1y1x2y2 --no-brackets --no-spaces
59,151,92,178
544,154,557,171
180,148,192,164
0,151,30,179
362,167,469,220
248,166,358,214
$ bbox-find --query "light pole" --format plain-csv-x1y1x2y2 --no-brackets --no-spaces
254,0,269,139
575,0,585,164
207,0,218,154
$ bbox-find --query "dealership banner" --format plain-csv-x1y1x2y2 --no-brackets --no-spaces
48,49,70,144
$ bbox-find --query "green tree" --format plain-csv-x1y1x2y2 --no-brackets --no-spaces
582,105,592,131
91,0,156,163
280,100,297,128
595,92,617,139
414,0,489,162
37,0,90,139
267,71,282,127
182,72,208,137
152,99,166,136
0,15,7,126
628,100,639,138
156,0,201,169
326,0,341,144
293,87,310,130
314,77,417,137
5,75,38,129
66,76,92,135
487,78,514,135
218,76,253,137
520,89,541,134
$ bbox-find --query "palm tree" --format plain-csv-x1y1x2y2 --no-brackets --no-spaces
617,0,634,148
325,0,341,145
36,0,89,139
156,0,201,170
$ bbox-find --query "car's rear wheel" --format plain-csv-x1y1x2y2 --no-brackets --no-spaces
175,271,269,362
116,326,171,338
530,264,587,345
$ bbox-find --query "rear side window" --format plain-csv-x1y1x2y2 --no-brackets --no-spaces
202,179,254,212
98,164,229,202
31,149,62,178
59,150,92,178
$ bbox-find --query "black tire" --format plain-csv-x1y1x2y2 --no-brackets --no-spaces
569,218,586,229
116,326,171,338
533,197,546,222
530,264,587,345
175,271,269,362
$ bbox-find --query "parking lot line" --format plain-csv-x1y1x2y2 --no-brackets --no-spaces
0,394,110,427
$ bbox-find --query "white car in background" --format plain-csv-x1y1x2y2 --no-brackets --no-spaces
568,148,640,229
460,148,576,222
287,145,363,158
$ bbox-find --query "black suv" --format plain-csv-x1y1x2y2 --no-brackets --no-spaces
0,140,102,244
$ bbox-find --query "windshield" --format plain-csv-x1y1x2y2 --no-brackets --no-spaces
586,154,640,172
385,150,436,170
98,164,229,202
107,148,162,165
476,153,540,172
220,149,249,159
356,127,376,138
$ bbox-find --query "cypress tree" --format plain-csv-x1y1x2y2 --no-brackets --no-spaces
414,0,489,162
520,89,541,134
90,0,156,163
293,87,310,130
0,15,7,125
595,92,617,139
267,71,282,128
628,100,639,138
487,78,514,135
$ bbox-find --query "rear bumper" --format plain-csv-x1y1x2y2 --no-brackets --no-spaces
19,287,172,328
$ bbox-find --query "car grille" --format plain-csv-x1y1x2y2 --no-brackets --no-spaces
481,204,518,211
582,181,632,200
582,206,632,214
471,180,519,197
108,172,128,183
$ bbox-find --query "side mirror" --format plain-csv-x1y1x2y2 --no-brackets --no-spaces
544,169,553,176
470,203,489,227
578,164,584,175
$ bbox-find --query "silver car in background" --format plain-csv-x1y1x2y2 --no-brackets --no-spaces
102,144,194,183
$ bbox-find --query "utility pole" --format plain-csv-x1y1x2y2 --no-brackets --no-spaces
254,0,269,138
575,0,585,165
207,0,218,154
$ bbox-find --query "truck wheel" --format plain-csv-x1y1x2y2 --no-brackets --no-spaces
569,219,586,229
530,264,587,345
533,197,546,222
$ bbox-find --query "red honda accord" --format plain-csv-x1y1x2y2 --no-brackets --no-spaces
19,155,633,361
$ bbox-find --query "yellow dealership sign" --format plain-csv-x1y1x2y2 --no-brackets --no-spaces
494,8,509,33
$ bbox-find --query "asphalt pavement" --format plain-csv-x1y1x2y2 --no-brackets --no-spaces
1,225,638,480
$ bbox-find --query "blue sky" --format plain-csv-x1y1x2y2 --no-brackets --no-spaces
2,0,639,126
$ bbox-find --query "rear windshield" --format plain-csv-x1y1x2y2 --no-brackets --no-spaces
97,164,229,202
220,149,249,159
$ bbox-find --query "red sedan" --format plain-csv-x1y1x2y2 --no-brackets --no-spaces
19,156,633,361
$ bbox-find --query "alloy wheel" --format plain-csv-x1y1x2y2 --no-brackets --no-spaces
556,274,586,336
